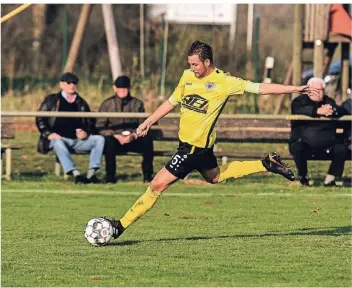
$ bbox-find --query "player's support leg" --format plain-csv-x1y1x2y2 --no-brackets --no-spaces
106,167,178,239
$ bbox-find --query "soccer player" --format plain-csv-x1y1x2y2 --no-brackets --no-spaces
106,41,320,239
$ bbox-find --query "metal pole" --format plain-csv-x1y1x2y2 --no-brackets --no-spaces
245,4,254,80
102,4,122,80
140,4,145,78
228,4,238,65
253,8,260,113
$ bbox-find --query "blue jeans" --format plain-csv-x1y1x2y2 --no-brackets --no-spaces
49,135,105,174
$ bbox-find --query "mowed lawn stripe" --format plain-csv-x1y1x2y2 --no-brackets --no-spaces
2,189,351,198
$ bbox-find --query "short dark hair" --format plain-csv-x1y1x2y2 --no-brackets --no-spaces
188,41,213,64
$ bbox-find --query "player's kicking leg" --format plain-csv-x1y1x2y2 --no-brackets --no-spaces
200,152,294,183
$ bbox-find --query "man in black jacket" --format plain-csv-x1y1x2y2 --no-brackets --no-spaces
289,77,348,186
36,72,105,184
96,76,154,183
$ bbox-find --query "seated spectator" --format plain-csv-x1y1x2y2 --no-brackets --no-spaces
36,72,105,184
96,76,154,183
289,77,348,186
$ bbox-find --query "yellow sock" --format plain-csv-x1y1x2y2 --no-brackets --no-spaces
217,160,266,183
120,186,160,229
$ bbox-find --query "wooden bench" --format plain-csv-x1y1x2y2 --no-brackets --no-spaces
1,117,21,180
54,117,351,176
154,118,351,162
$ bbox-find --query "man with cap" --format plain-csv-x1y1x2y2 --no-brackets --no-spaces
96,75,154,183
36,72,105,184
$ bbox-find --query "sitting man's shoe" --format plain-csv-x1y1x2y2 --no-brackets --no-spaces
324,181,337,187
262,152,295,181
87,175,102,184
143,173,153,183
103,217,125,239
74,175,89,184
300,177,310,186
105,176,117,184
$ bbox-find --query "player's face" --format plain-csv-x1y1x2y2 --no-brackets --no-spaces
188,55,210,78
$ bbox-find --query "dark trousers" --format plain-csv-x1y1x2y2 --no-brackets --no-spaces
104,135,154,178
289,140,348,178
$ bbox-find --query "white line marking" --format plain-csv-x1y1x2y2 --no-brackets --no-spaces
1,189,351,198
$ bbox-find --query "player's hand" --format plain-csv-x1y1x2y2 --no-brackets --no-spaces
136,121,151,138
48,133,61,140
298,84,321,100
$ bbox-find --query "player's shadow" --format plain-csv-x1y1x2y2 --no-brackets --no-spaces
108,225,352,246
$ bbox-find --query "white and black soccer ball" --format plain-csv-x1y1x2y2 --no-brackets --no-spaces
84,217,113,246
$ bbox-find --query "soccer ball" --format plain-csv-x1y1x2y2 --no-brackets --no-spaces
84,217,114,246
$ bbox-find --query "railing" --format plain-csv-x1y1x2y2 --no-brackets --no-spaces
2,111,352,121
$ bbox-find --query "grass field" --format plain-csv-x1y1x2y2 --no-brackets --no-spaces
2,179,352,287
1,131,352,286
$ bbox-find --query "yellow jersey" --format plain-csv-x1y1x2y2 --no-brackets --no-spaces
168,68,251,148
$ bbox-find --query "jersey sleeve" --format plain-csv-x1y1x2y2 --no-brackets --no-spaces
168,71,186,106
226,75,252,96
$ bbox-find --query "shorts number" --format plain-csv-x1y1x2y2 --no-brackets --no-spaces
171,154,182,165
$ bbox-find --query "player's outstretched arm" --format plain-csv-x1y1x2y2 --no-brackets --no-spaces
136,99,176,138
258,83,319,97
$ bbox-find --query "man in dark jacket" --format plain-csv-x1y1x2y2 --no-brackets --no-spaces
36,72,105,184
289,77,348,186
96,76,154,183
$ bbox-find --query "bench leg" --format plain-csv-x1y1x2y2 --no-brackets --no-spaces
5,148,11,181
55,158,61,176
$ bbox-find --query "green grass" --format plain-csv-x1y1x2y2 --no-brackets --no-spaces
1,131,352,286
2,181,352,287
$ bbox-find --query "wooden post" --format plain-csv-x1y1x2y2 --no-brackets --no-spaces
5,148,11,181
293,4,302,98
313,5,324,78
32,4,46,73
341,42,350,101
274,62,293,114
313,39,324,78
64,4,92,72
102,4,122,80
